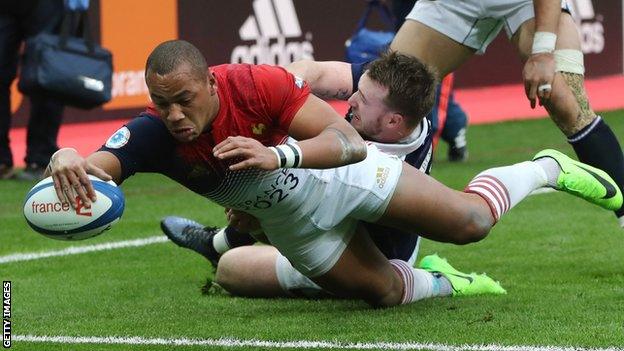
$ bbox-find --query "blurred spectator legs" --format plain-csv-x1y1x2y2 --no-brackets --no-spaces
0,0,64,181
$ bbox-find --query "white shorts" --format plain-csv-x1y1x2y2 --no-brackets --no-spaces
275,251,323,297
261,144,403,277
406,0,568,54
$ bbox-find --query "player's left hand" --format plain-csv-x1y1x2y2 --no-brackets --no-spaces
213,136,279,171
523,52,556,109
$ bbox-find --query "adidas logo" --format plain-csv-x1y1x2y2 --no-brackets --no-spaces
375,167,390,189
566,0,604,54
230,0,315,66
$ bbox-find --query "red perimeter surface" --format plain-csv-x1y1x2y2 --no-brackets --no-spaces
9,74,624,167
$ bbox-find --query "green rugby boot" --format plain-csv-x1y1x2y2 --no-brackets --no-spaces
419,254,506,296
533,149,623,211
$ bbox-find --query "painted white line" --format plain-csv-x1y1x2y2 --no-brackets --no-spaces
0,236,168,265
12,335,624,351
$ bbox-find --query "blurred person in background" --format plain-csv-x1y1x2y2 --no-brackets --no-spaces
0,0,66,180
390,0,624,227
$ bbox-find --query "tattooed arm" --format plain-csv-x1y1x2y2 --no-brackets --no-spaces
213,93,366,171
280,60,367,168
288,94,367,169
286,60,354,101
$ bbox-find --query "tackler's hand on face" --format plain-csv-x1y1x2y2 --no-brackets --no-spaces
523,52,556,109
46,148,113,208
213,136,279,171
226,208,261,234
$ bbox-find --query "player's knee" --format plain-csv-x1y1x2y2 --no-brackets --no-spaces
369,284,403,308
214,250,241,294
451,209,492,245
361,273,403,308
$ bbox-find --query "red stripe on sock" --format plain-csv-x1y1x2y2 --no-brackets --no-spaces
478,175,511,212
390,260,413,304
466,181,506,215
464,185,501,222
469,176,509,213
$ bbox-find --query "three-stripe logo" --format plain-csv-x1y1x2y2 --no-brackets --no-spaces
231,0,315,65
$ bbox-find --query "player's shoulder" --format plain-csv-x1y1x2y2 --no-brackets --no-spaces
126,112,167,131
213,63,303,108
104,113,170,149
214,63,291,83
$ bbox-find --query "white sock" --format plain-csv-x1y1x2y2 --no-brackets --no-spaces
212,228,230,254
534,157,561,187
464,161,548,222
389,260,451,304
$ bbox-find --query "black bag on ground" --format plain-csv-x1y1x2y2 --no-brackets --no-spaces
18,11,113,109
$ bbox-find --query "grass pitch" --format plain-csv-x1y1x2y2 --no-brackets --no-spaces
1,111,624,350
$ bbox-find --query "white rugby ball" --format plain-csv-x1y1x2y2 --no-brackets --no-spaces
23,175,125,240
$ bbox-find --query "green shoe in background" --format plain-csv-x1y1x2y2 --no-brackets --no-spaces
533,149,623,211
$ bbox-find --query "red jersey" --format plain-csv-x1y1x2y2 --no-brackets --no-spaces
102,63,310,208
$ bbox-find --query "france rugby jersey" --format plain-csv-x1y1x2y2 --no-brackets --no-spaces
100,64,312,216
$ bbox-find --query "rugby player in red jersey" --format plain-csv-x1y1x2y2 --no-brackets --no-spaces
160,53,443,298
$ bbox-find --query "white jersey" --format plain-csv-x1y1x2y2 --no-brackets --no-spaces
212,122,429,277
371,118,428,160
232,143,404,277
227,119,429,228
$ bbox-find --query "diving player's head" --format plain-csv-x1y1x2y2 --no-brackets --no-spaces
347,52,437,143
145,40,220,143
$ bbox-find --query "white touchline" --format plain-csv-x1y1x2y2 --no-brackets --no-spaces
12,335,624,351
0,236,169,265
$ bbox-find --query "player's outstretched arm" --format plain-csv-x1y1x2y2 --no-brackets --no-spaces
288,94,366,168
46,149,121,208
214,94,366,171
286,60,354,101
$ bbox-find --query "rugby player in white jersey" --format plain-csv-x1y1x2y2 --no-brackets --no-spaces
390,0,624,226
47,40,621,307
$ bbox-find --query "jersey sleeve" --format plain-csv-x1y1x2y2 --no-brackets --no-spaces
350,60,372,93
99,114,175,182
253,65,311,133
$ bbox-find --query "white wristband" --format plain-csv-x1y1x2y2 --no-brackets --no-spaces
268,147,281,168
268,144,303,168
532,31,557,54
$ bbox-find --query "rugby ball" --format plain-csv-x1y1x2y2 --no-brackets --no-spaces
23,175,125,240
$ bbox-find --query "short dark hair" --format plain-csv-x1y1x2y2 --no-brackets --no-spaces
145,40,207,81
367,51,438,127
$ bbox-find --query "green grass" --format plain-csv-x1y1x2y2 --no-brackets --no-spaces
2,111,624,350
